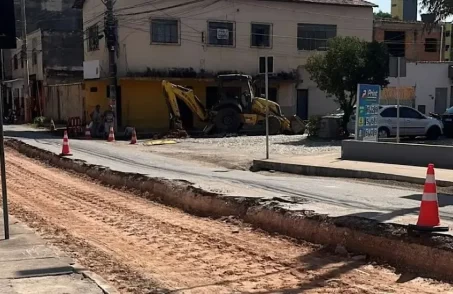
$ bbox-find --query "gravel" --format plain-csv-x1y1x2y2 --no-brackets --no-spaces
182,134,341,156
137,134,341,170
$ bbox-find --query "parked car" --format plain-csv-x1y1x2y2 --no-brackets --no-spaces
440,106,453,138
347,105,443,140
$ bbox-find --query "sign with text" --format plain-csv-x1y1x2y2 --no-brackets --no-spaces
355,84,381,141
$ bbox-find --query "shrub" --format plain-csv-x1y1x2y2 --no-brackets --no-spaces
33,116,47,127
306,115,322,138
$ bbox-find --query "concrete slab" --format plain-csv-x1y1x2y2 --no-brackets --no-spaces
0,213,113,292
9,274,103,294
0,233,46,250
0,257,73,279
0,222,35,238
0,245,69,263
252,152,453,187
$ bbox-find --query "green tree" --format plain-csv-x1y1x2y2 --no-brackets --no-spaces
305,36,389,136
374,10,393,19
420,0,451,23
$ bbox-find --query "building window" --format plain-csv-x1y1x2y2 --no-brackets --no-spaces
446,31,451,37
425,38,438,52
297,23,337,51
446,45,451,51
20,54,24,68
259,56,274,74
32,49,37,65
87,24,99,52
151,19,179,44
251,23,271,48
208,21,234,46
384,31,405,57
13,55,18,70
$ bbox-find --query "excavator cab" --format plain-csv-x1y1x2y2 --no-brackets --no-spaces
215,74,255,111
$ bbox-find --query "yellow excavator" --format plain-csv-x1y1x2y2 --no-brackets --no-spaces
162,74,305,135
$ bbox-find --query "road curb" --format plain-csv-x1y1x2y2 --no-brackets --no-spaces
252,159,453,187
72,263,120,294
6,138,453,282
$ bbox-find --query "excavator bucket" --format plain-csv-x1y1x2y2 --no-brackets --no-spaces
289,115,306,135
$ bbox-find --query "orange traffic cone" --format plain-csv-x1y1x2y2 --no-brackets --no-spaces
60,130,72,156
84,125,91,139
107,126,115,142
409,164,448,232
130,128,137,145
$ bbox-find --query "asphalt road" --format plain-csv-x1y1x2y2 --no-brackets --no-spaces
5,125,453,231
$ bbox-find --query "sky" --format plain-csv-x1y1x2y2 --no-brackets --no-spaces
371,0,423,19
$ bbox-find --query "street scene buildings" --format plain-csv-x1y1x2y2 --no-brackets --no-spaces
3,0,453,293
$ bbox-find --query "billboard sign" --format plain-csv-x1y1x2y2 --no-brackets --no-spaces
355,84,381,141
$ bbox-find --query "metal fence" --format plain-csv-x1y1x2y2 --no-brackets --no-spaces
43,83,85,123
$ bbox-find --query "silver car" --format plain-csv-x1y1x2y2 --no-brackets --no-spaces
348,105,443,140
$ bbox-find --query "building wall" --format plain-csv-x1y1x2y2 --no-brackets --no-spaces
81,0,373,123
13,0,82,34
113,0,372,76
387,62,453,114
391,0,417,21
374,20,441,62
10,30,44,81
444,23,453,61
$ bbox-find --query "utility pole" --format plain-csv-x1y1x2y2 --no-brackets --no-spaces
20,0,30,122
265,57,269,159
0,49,8,240
105,0,118,130
0,0,17,241
396,57,400,143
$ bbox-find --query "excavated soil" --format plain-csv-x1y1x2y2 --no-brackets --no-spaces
3,148,453,294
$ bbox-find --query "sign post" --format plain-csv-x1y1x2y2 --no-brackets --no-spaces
0,0,16,240
355,84,381,142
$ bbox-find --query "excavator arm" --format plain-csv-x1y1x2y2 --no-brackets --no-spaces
162,80,210,128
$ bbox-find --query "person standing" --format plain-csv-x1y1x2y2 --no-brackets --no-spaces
90,104,102,137
103,105,115,138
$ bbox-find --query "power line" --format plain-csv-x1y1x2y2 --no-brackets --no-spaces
115,0,206,17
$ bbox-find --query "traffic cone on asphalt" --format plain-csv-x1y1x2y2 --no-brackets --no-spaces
60,130,72,156
409,164,448,232
107,126,115,142
84,125,91,139
130,128,137,145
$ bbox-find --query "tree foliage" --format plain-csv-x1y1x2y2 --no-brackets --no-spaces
374,10,393,19
420,0,453,23
305,36,389,136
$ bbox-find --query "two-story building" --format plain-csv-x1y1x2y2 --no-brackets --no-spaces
373,19,442,62
1,0,83,122
74,0,375,131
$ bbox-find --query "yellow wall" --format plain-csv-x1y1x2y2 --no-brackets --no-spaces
84,79,109,115
119,78,214,131
391,0,403,20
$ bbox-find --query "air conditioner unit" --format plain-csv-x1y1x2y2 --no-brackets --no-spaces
259,56,274,74
83,60,100,79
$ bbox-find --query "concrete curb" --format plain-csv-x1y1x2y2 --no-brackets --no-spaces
252,160,453,187
6,138,453,282
72,263,120,294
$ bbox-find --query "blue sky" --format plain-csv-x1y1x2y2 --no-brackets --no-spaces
372,0,391,13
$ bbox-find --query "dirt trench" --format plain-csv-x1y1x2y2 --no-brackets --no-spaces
2,148,453,294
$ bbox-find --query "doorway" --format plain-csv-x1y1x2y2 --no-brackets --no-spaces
297,89,308,120
435,87,448,114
